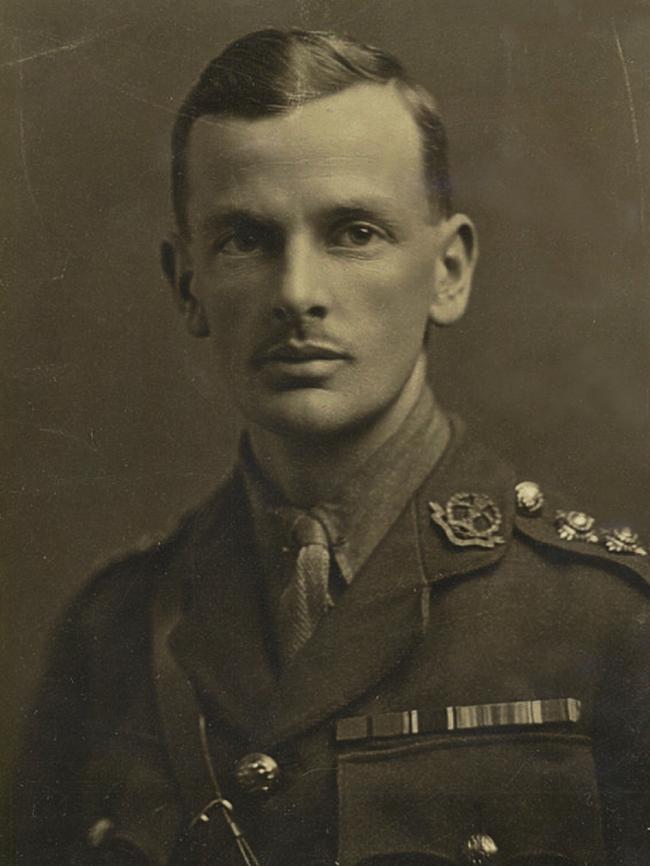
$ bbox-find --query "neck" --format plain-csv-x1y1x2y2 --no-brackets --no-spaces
248,355,431,507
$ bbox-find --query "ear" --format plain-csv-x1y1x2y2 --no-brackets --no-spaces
160,233,209,337
429,214,478,327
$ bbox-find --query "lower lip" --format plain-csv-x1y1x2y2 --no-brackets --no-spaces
261,358,346,379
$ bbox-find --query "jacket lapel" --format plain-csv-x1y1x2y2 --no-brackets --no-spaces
168,474,278,742
259,496,428,746
413,428,517,586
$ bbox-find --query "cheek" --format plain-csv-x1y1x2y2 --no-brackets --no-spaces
197,273,263,344
352,257,434,339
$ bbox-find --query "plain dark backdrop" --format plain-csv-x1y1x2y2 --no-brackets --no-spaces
3,0,649,842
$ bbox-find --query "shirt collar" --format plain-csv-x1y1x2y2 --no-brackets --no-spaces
241,385,451,585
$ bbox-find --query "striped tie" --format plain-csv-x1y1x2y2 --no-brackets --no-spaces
277,513,333,666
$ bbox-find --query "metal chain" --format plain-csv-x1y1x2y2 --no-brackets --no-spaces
190,714,262,866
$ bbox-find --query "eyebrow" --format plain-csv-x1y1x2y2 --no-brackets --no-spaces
323,204,402,232
199,209,281,237
310,193,435,227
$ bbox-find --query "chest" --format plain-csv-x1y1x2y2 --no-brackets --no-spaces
82,566,613,866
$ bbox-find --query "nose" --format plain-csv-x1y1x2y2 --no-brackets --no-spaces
272,236,328,322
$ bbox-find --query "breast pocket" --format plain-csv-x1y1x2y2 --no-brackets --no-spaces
336,731,606,866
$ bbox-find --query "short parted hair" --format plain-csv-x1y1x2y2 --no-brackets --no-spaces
171,28,452,237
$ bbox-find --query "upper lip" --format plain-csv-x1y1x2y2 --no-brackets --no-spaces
255,340,350,366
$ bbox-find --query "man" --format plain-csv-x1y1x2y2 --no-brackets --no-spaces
16,28,649,866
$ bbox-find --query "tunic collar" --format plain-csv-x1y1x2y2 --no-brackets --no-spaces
240,385,451,585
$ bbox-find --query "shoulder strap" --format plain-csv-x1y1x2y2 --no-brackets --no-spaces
513,492,650,590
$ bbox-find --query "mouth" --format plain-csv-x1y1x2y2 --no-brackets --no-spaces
254,340,350,368
252,339,351,384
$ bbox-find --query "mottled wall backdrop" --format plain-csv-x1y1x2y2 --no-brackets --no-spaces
4,0,649,828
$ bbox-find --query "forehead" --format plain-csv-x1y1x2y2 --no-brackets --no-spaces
185,83,430,222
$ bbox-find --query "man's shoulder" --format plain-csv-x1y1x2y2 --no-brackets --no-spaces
510,480,650,591
421,427,650,596
69,470,246,632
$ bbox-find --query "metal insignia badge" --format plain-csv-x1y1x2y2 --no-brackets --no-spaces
602,527,648,557
429,492,505,549
514,480,544,516
555,510,599,544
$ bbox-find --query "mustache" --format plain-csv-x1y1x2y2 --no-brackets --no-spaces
251,333,352,368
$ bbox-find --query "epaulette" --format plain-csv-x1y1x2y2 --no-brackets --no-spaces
88,473,236,576
512,480,650,589
89,511,190,576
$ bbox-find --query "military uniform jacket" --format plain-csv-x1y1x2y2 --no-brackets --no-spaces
15,430,650,866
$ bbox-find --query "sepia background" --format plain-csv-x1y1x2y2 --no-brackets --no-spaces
3,0,649,839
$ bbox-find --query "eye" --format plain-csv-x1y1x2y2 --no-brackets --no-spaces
331,223,386,248
215,224,275,256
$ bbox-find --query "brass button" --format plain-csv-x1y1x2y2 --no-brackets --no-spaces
515,480,544,515
462,832,498,864
234,752,280,794
87,817,114,847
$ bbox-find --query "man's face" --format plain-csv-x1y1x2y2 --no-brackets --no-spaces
179,83,470,438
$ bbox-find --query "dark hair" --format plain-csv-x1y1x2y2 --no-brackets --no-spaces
171,28,452,236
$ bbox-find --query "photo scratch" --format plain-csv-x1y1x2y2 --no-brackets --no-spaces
611,18,646,232
14,39,45,231
2,23,133,68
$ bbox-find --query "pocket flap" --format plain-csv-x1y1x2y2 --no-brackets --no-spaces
337,733,605,866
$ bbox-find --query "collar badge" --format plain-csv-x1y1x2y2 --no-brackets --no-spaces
430,492,505,549
555,510,599,544
602,526,647,557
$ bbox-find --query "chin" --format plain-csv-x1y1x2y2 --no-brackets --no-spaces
242,389,373,441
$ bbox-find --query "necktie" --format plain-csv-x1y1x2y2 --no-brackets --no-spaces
277,512,333,666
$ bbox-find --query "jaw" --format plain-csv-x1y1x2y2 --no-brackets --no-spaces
245,352,432,505
243,350,430,444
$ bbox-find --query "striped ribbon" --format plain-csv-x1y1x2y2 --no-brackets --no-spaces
336,698,581,743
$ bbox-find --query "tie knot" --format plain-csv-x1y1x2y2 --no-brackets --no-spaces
289,512,330,549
